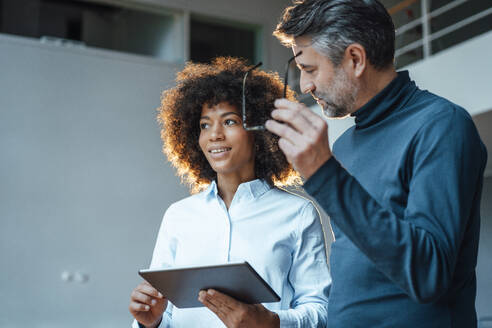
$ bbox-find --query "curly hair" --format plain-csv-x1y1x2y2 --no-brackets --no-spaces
158,57,301,193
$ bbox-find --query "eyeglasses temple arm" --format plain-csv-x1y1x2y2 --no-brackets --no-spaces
283,50,303,98
242,62,263,129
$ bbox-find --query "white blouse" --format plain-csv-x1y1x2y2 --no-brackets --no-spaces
133,179,331,328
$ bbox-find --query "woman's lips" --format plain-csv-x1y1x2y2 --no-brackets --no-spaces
208,147,232,159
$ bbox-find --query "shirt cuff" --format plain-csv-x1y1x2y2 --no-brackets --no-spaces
276,310,300,328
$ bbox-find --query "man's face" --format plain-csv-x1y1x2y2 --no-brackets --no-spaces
292,37,359,118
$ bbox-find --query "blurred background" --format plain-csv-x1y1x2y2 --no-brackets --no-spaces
0,0,490,327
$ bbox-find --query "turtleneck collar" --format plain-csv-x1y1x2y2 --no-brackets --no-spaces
351,70,417,129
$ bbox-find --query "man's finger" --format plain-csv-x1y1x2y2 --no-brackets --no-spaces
265,119,304,147
271,108,314,134
274,98,300,109
278,138,299,162
274,98,326,131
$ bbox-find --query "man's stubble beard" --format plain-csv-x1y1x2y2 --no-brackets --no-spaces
316,67,359,119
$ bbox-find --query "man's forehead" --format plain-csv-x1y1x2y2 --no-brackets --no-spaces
291,38,318,66
292,36,312,48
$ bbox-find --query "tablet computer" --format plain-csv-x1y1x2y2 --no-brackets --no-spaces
138,261,280,308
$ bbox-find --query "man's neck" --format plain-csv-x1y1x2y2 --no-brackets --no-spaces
352,66,398,113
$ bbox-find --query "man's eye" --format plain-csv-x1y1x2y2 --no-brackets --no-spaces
200,122,209,130
224,119,237,126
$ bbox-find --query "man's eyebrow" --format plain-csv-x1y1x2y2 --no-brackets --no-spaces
297,63,314,70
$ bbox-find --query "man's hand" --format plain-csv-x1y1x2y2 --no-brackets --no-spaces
265,99,332,180
129,280,167,328
198,289,280,328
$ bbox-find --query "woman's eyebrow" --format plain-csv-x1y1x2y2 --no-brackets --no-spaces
200,112,240,120
221,112,241,118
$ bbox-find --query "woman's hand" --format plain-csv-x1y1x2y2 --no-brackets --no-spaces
129,280,167,328
198,289,280,328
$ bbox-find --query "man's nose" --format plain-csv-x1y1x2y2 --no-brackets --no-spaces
300,74,315,95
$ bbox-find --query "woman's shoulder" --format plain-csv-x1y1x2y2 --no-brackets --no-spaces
271,186,315,207
165,188,211,215
268,187,319,218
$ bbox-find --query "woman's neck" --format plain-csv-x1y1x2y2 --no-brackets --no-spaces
216,170,256,209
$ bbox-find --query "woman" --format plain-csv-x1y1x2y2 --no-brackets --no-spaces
129,57,331,328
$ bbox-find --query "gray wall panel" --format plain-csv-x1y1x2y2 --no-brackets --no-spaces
0,36,189,327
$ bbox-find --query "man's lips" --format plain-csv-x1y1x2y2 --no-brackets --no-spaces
312,94,326,105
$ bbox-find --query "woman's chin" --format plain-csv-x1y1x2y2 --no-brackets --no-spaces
212,166,235,176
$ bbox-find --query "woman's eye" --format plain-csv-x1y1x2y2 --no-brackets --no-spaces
224,119,237,126
199,122,209,130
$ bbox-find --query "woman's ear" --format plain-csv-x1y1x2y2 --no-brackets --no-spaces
343,43,367,78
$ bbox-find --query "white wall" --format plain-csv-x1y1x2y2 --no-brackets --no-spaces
406,30,492,117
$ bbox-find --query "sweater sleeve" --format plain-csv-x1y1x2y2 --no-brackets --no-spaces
275,202,331,327
304,107,486,303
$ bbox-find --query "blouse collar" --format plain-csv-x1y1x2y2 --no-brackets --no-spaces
205,179,272,201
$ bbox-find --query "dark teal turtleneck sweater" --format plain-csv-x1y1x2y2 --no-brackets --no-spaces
304,71,487,327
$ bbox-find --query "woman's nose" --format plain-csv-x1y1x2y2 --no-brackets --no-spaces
210,124,225,140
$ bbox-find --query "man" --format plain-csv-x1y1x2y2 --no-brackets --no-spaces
265,0,488,327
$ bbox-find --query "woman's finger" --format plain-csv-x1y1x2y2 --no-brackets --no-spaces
129,301,151,313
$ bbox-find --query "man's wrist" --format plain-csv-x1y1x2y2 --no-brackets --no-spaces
302,151,332,180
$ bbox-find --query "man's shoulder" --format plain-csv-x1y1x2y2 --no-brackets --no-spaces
407,90,486,165
412,90,475,133
409,88,469,121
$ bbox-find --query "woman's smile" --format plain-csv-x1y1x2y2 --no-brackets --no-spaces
208,146,232,159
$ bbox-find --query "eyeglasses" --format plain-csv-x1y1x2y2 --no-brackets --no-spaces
242,62,264,131
242,51,303,131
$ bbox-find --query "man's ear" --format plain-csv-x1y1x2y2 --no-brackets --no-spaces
343,43,367,78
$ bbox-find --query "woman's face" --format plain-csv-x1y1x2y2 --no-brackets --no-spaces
199,102,255,177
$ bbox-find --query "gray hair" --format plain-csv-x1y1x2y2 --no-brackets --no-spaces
274,0,395,70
